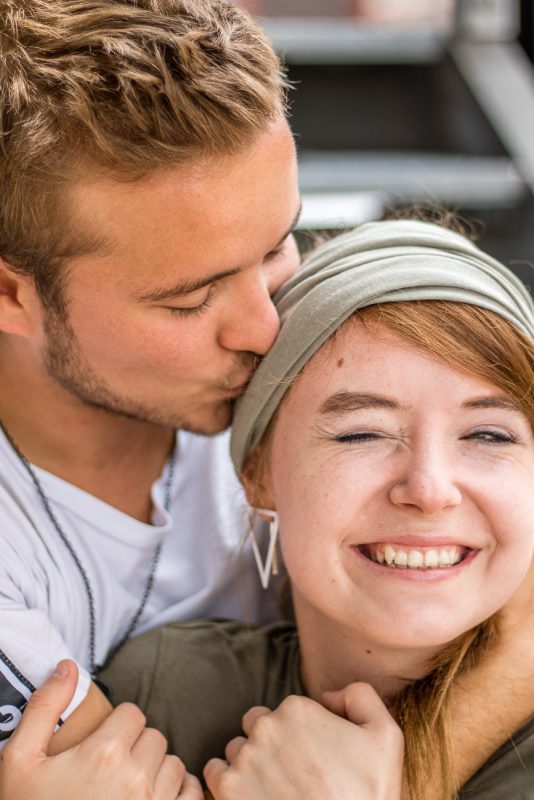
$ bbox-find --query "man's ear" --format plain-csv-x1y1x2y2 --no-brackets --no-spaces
241,445,275,511
0,257,41,336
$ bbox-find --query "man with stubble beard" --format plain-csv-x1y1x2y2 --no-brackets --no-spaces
0,2,534,799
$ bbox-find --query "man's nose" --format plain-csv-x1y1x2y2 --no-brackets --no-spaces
218,280,280,356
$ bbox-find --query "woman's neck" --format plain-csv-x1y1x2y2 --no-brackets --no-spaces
294,593,442,702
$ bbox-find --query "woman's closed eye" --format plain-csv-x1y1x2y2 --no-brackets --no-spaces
334,430,388,444
333,427,520,447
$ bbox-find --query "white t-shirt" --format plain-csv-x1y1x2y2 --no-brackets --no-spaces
0,428,272,745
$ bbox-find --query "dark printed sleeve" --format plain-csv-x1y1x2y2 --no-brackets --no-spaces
0,608,91,746
0,650,34,745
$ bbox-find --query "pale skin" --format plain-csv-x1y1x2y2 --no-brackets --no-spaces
1,114,534,796
0,116,300,795
204,322,534,799
206,688,404,800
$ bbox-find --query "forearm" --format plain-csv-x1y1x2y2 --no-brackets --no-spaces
453,636,532,780
422,623,533,799
47,681,112,755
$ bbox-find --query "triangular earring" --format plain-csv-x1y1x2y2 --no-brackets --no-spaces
248,507,279,590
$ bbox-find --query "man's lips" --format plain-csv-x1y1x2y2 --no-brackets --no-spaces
219,356,260,397
220,377,252,397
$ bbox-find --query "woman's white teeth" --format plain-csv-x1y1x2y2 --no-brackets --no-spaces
407,550,423,568
376,545,463,569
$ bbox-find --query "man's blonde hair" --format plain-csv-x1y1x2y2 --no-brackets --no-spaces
0,0,287,308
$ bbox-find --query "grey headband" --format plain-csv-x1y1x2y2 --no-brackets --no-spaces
230,219,534,473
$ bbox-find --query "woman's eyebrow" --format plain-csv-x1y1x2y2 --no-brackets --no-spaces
319,392,401,415
462,395,521,412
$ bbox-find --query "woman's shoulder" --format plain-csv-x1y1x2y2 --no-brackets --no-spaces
100,619,301,777
147,620,302,705
103,618,299,698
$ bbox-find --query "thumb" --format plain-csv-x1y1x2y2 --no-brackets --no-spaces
322,681,393,727
7,660,78,757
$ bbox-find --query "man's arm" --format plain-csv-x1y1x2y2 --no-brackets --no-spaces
47,678,112,754
0,660,202,799
446,608,534,790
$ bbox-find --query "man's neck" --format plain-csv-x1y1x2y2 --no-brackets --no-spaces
0,337,175,522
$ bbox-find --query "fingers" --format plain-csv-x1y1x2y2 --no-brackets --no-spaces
176,771,203,799
131,726,168,782
7,660,78,757
151,753,187,799
203,757,228,796
241,706,271,737
84,711,187,799
322,682,395,728
224,735,246,763
81,702,147,752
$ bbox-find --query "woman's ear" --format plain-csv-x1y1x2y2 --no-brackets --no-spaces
241,445,275,511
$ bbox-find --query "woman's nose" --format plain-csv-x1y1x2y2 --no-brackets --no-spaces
388,444,462,514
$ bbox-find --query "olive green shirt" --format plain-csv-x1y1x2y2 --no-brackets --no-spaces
100,620,534,797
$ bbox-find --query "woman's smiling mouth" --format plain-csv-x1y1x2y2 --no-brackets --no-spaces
356,543,474,570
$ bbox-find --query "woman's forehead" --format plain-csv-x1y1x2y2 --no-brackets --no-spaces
280,322,508,417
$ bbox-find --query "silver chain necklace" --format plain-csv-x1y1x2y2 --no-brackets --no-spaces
0,419,176,679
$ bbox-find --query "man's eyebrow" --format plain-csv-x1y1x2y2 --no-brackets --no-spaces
462,395,522,412
319,392,401,415
136,268,240,303
136,202,303,304
274,201,302,250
